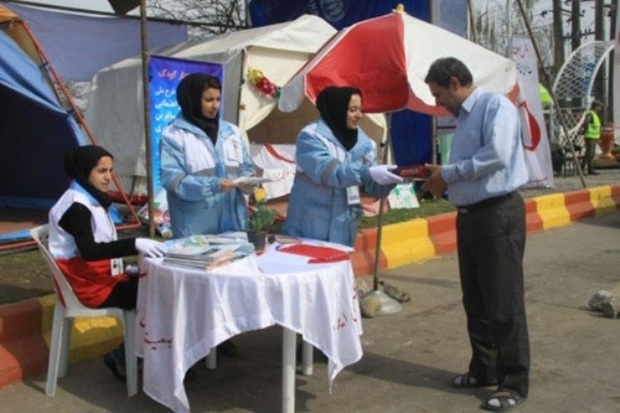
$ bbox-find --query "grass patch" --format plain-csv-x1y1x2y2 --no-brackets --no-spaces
359,197,454,228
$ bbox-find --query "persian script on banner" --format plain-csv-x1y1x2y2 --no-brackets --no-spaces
511,35,554,188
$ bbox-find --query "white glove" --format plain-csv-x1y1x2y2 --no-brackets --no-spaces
369,165,404,185
135,238,168,258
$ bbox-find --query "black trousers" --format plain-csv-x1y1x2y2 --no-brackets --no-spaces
97,276,138,310
456,192,530,397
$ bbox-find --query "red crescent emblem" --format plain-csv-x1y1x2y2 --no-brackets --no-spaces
519,101,541,151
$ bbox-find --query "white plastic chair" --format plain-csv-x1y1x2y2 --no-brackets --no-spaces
30,224,138,397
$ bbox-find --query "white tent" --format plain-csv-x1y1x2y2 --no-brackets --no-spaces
85,14,387,196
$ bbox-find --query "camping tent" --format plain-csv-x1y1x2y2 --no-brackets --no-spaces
0,5,139,246
0,6,90,245
85,14,388,196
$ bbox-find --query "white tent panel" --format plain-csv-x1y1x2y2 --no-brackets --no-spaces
85,14,387,195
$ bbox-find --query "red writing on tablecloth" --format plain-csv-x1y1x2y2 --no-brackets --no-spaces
334,285,360,330
140,316,172,350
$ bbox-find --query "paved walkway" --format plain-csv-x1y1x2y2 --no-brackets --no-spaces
1,212,619,412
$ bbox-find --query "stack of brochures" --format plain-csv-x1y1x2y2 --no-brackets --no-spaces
162,235,254,271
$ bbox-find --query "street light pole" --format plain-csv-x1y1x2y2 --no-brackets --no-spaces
553,0,564,75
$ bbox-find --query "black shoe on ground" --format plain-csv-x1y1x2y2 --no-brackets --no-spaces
217,339,238,357
588,171,600,175
103,352,126,382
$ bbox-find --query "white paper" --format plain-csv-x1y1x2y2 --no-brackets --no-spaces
232,176,274,185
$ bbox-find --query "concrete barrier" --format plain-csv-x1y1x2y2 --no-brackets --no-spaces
1,184,619,388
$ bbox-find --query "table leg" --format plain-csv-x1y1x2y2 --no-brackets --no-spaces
282,328,296,413
301,339,313,376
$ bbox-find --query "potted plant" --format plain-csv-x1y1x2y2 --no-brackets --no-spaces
248,187,278,252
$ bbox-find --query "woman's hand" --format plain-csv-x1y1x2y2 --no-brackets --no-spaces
369,165,403,185
219,179,236,192
135,238,168,258
220,179,255,193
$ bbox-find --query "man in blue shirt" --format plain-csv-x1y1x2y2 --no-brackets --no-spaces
422,57,530,412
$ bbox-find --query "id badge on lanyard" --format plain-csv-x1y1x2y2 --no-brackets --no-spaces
110,258,124,276
347,186,361,205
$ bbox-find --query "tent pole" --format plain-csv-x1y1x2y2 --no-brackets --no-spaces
372,200,385,290
140,0,155,237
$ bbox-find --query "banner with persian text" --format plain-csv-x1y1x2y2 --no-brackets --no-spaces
511,35,553,188
149,56,223,194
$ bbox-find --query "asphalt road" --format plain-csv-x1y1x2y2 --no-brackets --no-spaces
0,212,619,413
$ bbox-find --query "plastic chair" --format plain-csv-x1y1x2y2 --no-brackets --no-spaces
30,225,138,397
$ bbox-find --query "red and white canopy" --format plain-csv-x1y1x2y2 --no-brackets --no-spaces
279,10,518,115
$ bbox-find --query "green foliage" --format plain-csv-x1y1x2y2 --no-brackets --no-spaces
249,201,278,233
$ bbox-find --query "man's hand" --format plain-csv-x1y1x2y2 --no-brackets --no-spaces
421,164,447,197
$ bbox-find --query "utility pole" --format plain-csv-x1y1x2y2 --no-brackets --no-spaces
610,0,618,122
552,0,564,77
571,0,581,52
571,0,582,108
506,0,512,57
593,0,606,110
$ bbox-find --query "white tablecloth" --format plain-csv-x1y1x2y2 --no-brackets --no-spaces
136,247,363,413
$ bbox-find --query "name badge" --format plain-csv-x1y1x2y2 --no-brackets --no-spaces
347,186,361,205
110,258,124,276
225,141,241,166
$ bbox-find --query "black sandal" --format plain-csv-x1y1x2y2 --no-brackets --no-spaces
451,372,496,388
482,390,523,412
103,352,126,382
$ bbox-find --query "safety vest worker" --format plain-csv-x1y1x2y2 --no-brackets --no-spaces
584,109,601,140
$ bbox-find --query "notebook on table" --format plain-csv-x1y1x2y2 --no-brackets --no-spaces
277,243,351,263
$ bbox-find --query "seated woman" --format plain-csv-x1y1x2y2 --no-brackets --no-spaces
48,145,167,380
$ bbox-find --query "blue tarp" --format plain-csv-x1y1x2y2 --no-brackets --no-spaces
0,30,88,242
4,3,188,82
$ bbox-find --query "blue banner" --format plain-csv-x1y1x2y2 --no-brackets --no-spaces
249,0,424,29
148,56,223,194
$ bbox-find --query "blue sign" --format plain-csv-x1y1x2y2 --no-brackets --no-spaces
148,56,223,193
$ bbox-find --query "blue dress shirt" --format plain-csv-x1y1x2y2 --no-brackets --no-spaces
441,88,529,207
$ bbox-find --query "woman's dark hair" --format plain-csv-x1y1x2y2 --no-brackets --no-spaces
176,73,221,142
316,86,362,151
203,75,221,91
64,145,114,208
424,57,473,88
